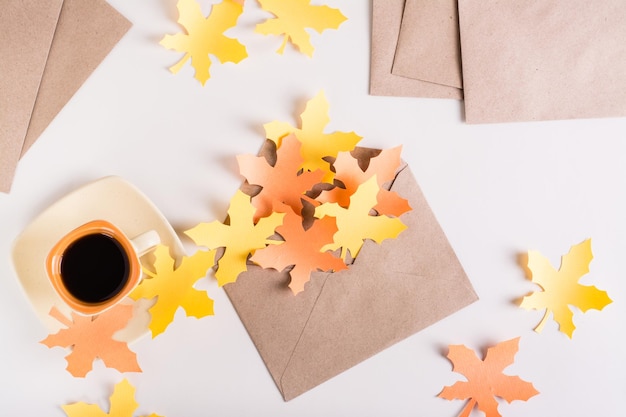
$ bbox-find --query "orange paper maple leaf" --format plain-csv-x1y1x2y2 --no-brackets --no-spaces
161,0,247,85
317,146,411,217
251,206,347,294
238,133,324,220
263,90,362,182
185,190,285,286
520,239,612,338
438,337,539,417
255,0,347,56
41,305,141,377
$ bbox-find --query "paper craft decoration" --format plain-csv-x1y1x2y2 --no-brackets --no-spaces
256,0,347,57
161,0,247,85
438,337,539,417
225,163,478,400
0,0,131,192
315,176,408,260
129,245,216,338
458,0,626,123
185,190,285,286
392,0,463,89
41,305,141,377
62,379,163,417
520,239,612,338
263,90,362,182
251,206,347,294
369,0,462,99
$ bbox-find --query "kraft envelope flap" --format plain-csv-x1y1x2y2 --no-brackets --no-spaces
225,164,478,401
369,0,462,99
21,0,131,156
458,0,626,123
392,0,463,89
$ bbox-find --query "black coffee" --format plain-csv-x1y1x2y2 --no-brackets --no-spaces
60,233,130,304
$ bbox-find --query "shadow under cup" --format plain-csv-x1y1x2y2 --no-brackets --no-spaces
46,220,158,315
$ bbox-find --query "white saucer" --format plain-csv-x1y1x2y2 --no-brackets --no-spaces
12,176,184,342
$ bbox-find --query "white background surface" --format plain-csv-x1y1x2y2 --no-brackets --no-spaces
1,1,625,415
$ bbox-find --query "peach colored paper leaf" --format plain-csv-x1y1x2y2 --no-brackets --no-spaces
255,0,347,56
438,337,539,417
129,245,215,338
185,190,285,286
160,0,247,85
263,90,362,182
317,146,411,217
41,305,141,377
238,133,324,220
314,176,407,260
62,378,164,417
520,239,612,338
251,206,347,294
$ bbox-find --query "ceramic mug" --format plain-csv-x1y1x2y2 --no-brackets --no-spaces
45,220,159,315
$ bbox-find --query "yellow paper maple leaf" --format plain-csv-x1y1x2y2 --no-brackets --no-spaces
520,239,612,338
314,176,407,260
256,0,347,56
263,91,362,182
129,245,215,338
185,189,285,286
62,379,164,417
160,0,247,85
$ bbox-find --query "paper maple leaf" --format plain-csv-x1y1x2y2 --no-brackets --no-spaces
238,133,324,220
255,0,347,57
520,239,612,338
251,206,347,294
263,90,362,182
161,0,247,85
314,176,407,260
41,305,141,377
438,337,539,417
62,379,163,417
185,189,285,286
129,245,215,338
317,146,411,217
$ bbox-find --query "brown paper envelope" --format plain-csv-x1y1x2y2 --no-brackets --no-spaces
20,0,132,156
0,0,63,192
370,0,462,99
225,164,478,401
458,0,626,123
392,0,463,89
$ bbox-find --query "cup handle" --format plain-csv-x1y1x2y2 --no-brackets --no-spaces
130,230,160,257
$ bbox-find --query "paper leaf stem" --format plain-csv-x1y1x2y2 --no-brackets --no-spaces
185,190,285,286
314,176,407,260
160,0,247,85
129,245,215,338
263,90,362,182
438,337,539,417
520,239,612,338
255,0,347,56
62,378,164,417
41,305,141,377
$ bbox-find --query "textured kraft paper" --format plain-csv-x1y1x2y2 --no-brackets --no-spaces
225,162,478,401
21,0,132,156
369,0,461,99
0,0,63,192
458,0,626,123
392,0,463,89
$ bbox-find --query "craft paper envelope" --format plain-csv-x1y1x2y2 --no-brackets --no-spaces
370,0,461,99
458,0,626,123
225,163,478,400
392,0,463,89
21,0,132,156
0,0,63,192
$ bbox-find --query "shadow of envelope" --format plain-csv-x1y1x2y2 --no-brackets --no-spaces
225,163,478,401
